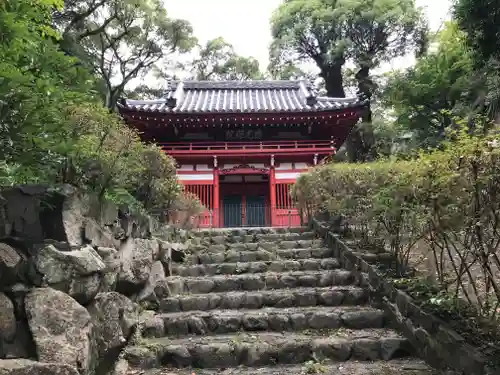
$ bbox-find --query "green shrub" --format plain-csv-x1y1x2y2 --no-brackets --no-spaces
295,130,500,320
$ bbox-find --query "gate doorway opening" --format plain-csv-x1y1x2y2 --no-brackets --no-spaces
219,175,270,227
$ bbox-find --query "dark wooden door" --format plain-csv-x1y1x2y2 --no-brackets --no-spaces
245,195,266,227
223,195,242,227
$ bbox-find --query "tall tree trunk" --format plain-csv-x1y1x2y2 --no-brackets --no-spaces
345,65,375,161
321,62,345,98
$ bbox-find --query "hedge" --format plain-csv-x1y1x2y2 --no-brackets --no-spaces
293,130,500,321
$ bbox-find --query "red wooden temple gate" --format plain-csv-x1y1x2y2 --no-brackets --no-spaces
118,80,366,227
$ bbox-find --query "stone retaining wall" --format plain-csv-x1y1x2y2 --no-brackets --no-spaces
0,184,191,375
312,219,495,375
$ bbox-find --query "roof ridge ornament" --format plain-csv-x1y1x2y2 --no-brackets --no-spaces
166,80,185,109
299,79,317,107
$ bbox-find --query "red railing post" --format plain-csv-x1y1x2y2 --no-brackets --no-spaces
270,167,276,227
213,167,219,228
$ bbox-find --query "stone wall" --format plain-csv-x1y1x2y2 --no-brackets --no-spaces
312,219,495,375
0,185,190,375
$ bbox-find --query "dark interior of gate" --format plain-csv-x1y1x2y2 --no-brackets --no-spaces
220,175,270,228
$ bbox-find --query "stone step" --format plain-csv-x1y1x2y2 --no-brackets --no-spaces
141,306,387,338
197,239,323,253
158,286,369,312
124,329,414,369
133,359,439,375
187,247,334,264
162,270,357,295
191,227,310,238
172,258,341,277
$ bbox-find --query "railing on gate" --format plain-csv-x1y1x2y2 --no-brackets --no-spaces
170,205,305,229
149,204,307,229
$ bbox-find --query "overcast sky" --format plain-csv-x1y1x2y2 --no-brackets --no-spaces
164,0,452,73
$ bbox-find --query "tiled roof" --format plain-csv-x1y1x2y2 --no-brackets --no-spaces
118,80,366,114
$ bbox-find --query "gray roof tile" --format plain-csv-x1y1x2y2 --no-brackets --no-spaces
119,80,365,114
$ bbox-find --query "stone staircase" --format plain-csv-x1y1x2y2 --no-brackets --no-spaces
124,227,439,375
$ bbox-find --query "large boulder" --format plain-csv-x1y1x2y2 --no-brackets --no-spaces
25,288,94,374
0,293,16,343
33,245,106,304
95,247,120,292
0,185,86,247
83,218,119,249
0,286,36,359
136,261,166,303
87,292,138,358
116,238,160,295
0,243,25,287
0,359,79,375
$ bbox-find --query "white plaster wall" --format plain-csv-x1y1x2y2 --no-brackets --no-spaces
196,164,212,171
178,164,194,171
276,172,302,180
177,174,214,181
276,163,293,170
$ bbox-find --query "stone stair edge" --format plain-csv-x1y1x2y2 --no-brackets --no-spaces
140,306,388,338
171,258,341,276
161,269,359,295
124,329,414,369
125,359,439,375
157,286,370,312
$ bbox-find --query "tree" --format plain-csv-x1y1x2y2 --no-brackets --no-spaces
454,0,500,66
55,0,196,109
382,22,477,149
270,0,347,97
0,0,92,172
454,0,500,121
190,37,263,80
270,0,426,160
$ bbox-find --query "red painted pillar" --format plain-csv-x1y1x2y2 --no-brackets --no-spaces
269,167,276,227
213,167,219,228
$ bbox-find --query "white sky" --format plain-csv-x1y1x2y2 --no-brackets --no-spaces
164,0,452,74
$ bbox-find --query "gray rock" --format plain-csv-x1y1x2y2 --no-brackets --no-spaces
159,345,191,367
33,244,105,304
312,338,351,361
0,243,24,286
137,261,166,302
308,311,341,329
123,346,159,369
25,288,94,374
139,311,164,338
96,247,120,292
83,218,117,249
0,359,79,375
87,292,138,357
380,336,412,360
207,244,226,253
0,293,16,342
116,238,159,294
352,338,380,360
342,310,385,329
110,358,128,375
0,185,85,247
210,236,226,245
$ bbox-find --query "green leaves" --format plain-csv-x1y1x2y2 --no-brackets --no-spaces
56,0,196,109
382,22,476,149
191,37,263,81
270,0,425,95
0,0,184,218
